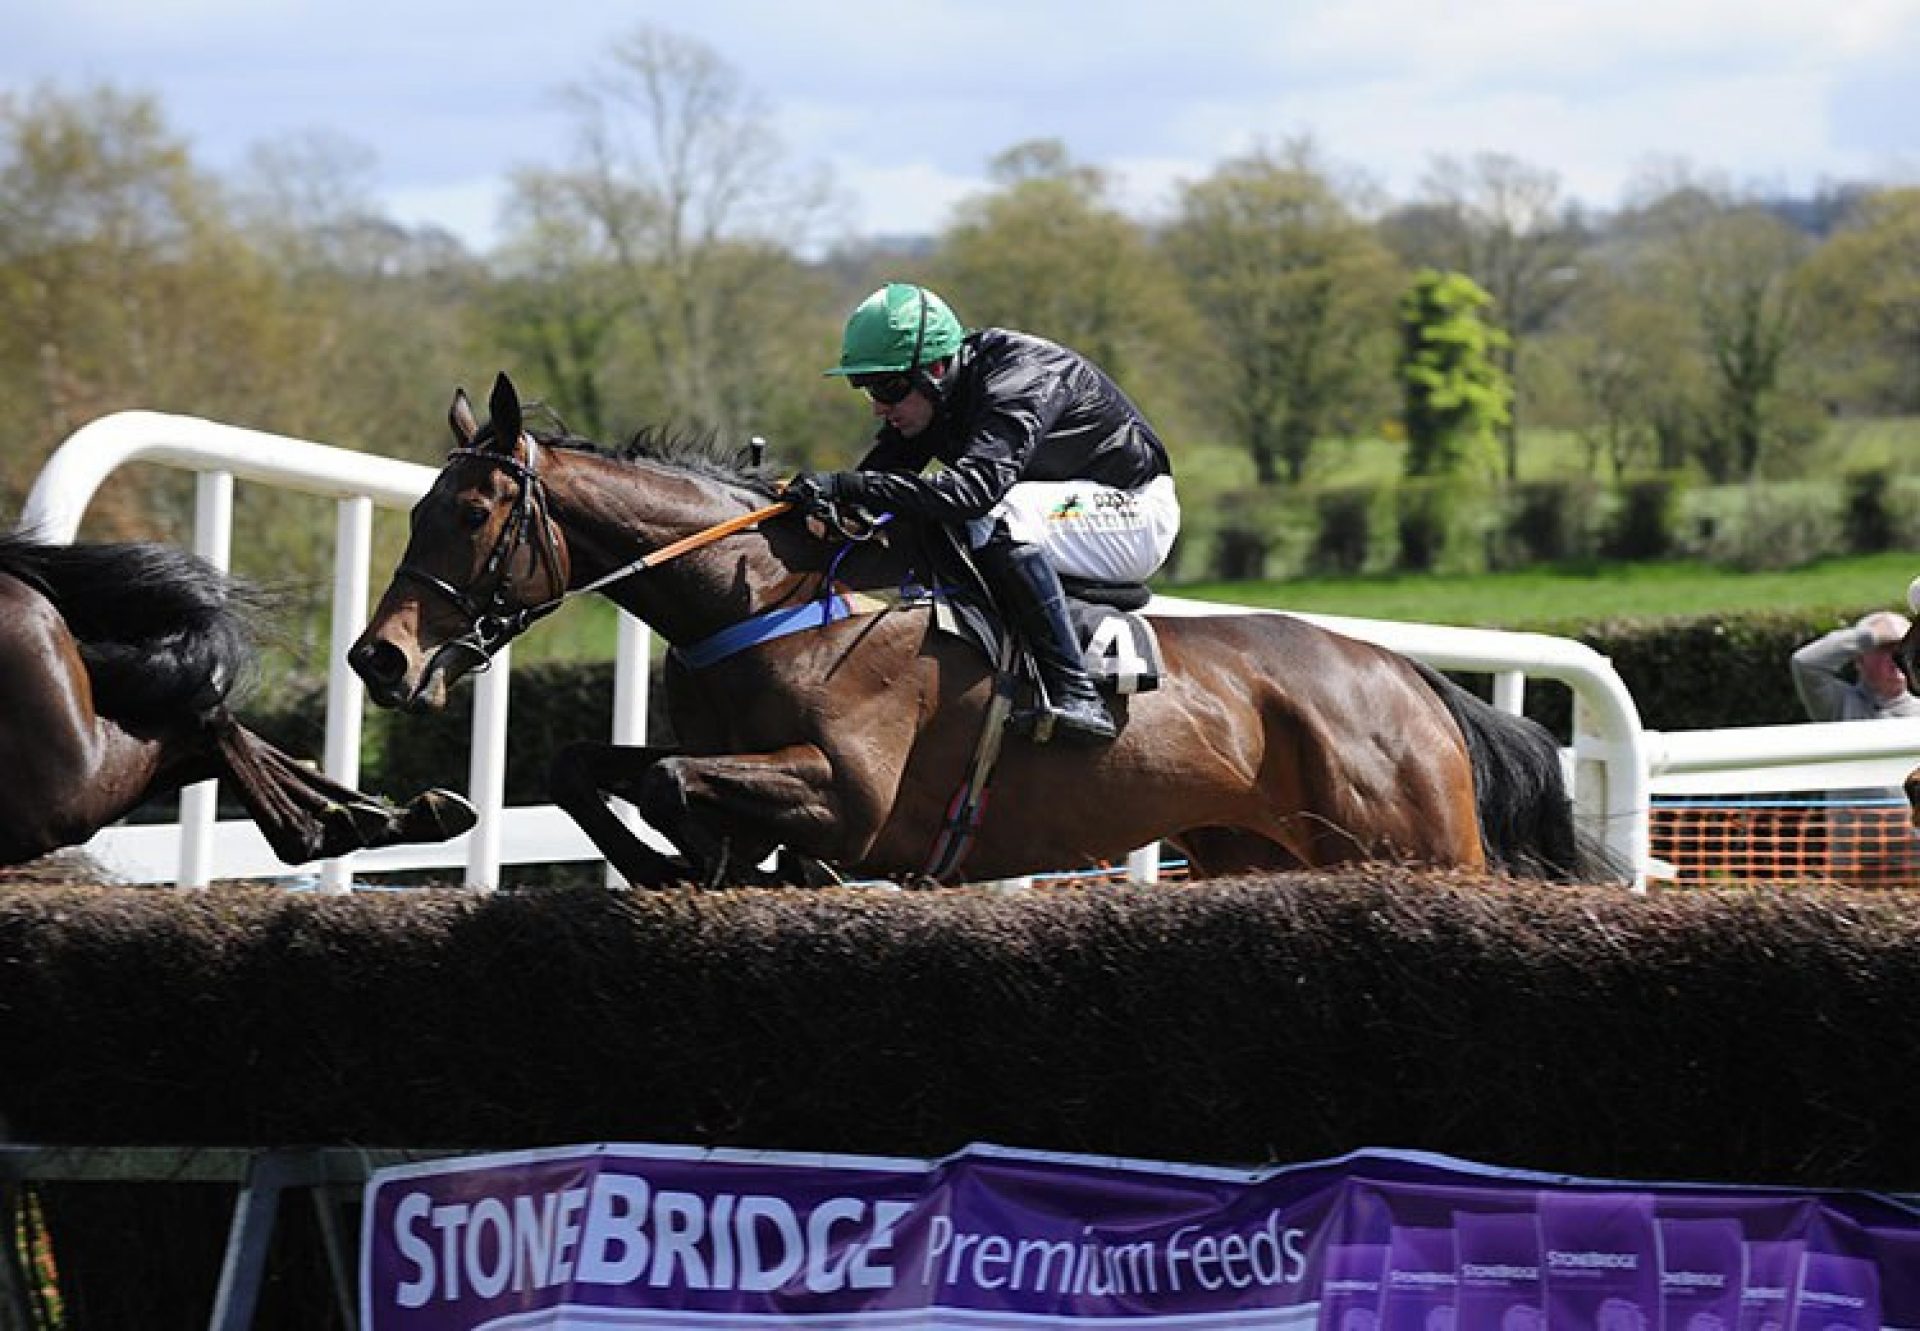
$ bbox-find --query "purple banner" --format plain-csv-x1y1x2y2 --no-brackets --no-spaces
358,1144,1920,1330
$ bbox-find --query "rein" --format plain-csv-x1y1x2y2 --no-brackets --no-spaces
398,439,791,670
573,497,794,596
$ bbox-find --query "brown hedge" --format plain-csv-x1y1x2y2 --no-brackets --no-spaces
4,871,1919,1191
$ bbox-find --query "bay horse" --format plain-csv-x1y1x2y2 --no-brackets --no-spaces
348,373,1593,889
0,531,475,870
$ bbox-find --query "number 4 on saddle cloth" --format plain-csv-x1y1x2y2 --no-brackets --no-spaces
940,572,1165,703
899,520,1165,709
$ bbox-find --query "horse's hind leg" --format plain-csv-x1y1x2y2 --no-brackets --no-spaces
208,717,475,863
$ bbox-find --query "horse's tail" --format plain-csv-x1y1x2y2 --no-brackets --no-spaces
0,531,265,723
1408,658,1593,882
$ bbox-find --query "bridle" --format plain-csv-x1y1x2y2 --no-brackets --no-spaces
396,443,569,671
396,436,793,671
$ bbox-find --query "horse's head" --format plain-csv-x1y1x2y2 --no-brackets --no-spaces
349,372,569,712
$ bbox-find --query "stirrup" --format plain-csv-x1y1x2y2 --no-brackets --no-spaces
1010,689,1116,746
1045,700,1118,746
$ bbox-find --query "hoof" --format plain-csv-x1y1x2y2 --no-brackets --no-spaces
400,789,478,843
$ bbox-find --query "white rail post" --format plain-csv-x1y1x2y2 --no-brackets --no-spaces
320,496,373,893
1125,844,1161,884
1491,669,1526,716
606,612,653,889
179,470,235,888
467,650,512,890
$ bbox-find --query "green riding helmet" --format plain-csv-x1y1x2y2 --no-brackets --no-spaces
825,283,965,377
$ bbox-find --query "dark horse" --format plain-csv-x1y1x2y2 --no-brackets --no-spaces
0,531,475,870
349,374,1590,888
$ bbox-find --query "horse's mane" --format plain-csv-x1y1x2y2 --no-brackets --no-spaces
0,531,263,722
480,405,784,499
617,426,784,496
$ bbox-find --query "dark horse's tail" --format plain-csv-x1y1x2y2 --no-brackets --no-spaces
0,531,262,724
1409,659,1595,882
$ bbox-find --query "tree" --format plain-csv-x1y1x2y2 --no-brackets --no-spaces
1797,186,1920,413
0,84,210,451
1399,270,1511,478
0,85,487,657
1621,175,1812,481
1547,284,1703,479
1389,153,1586,479
932,138,1200,441
1163,141,1401,485
497,25,841,445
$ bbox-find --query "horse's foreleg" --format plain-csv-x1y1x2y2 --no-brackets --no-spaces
548,740,696,888
210,718,475,864
636,746,844,890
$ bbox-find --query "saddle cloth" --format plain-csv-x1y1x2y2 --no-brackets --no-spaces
910,542,1165,697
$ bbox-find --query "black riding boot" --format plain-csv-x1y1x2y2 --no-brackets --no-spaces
978,540,1118,746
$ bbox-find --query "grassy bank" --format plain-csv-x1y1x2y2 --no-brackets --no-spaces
1174,551,1917,631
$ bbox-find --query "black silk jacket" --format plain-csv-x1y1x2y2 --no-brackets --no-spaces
847,328,1170,522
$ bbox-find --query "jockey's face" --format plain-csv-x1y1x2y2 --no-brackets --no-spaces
871,382,936,437
859,359,947,438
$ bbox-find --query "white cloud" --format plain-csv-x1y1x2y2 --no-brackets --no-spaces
830,160,989,240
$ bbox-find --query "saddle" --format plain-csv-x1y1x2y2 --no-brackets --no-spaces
910,525,1165,701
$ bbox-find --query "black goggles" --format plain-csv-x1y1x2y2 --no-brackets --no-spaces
851,373,916,406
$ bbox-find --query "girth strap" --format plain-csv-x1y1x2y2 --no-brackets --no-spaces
922,636,1021,883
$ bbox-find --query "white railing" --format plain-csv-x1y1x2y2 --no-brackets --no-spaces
29,412,1916,894
1647,716,1920,796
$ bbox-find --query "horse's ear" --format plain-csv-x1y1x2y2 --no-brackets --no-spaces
448,388,478,445
486,372,522,454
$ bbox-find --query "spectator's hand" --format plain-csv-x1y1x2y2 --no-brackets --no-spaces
1856,610,1911,649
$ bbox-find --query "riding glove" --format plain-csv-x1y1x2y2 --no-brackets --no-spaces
786,470,868,515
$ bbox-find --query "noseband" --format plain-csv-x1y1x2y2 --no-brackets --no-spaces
397,442,569,671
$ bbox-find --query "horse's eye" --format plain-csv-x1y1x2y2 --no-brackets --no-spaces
460,505,489,532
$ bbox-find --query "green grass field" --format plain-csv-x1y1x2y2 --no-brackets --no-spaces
1174,551,1920,630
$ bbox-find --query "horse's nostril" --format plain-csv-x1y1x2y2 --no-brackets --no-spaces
350,638,405,686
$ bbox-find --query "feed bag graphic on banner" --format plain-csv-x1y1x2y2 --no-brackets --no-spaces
359,1144,1920,1331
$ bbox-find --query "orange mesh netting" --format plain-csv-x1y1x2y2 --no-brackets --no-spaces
1651,793,1920,888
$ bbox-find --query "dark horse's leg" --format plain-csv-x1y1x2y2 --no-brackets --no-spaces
201,713,476,864
548,740,696,888
548,740,843,889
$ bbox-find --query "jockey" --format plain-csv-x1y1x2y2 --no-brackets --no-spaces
788,282,1179,746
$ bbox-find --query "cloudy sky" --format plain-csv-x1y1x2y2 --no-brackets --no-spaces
9,0,1919,252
